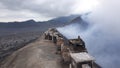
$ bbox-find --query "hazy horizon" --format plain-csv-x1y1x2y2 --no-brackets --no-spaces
0,0,98,22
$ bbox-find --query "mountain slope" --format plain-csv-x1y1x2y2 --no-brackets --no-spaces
0,15,80,36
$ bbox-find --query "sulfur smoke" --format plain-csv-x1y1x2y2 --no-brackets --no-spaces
57,0,120,68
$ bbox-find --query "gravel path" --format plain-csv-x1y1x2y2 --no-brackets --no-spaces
0,35,66,68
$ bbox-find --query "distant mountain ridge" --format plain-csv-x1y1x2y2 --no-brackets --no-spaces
0,15,79,28
0,15,88,36
70,16,88,30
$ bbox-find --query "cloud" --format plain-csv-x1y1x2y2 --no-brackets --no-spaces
0,0,99,22
0,0,80,22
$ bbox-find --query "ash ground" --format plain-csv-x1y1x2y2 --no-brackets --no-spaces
0,35,68,68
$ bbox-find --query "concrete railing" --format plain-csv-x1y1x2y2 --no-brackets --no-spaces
43,28,101,68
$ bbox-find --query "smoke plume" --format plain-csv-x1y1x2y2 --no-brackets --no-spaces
57,0,120,68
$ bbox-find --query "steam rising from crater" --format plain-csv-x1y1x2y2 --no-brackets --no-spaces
57,0,120,68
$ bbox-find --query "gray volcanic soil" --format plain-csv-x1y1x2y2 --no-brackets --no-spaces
0,35,68,68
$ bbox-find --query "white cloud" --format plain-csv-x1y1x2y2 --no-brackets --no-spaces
0,0,100,22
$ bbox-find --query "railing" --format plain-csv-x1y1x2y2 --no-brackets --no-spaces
44,28,101,68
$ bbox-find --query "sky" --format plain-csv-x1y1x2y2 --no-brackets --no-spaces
0,0,98,22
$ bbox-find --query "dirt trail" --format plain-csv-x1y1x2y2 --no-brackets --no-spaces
0,35,65,68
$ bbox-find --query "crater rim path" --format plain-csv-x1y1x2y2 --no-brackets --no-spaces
0,35,66,68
